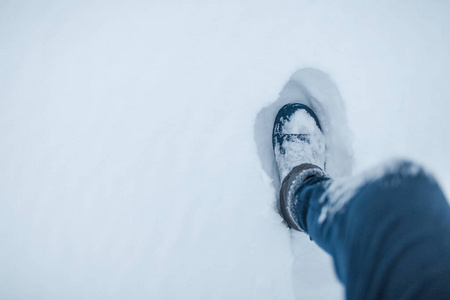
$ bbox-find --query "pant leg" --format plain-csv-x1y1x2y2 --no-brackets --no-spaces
294,160,450,300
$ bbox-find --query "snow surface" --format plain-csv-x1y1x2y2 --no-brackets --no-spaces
1,1,450,299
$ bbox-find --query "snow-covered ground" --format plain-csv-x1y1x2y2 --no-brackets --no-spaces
1,1,450,299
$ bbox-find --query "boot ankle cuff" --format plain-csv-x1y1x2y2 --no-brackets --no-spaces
279,164,328,231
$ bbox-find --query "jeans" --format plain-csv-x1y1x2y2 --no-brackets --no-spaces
294,161,450,299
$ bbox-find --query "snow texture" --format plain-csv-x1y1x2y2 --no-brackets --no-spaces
1,1,450,300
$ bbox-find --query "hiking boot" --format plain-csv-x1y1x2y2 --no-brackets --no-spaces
273,103,328,231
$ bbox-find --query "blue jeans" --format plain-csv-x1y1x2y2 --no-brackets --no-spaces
294,161,450,299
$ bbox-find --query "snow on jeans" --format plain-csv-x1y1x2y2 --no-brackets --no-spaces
290,160,450,299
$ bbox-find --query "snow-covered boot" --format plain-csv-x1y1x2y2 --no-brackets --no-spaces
273,103,329,231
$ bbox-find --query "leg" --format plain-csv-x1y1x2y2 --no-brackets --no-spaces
271,103,450,299
293,160,450,300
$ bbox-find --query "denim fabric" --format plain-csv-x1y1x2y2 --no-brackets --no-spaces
294,161,450,299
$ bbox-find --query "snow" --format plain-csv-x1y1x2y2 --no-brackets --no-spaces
1,1,450,299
